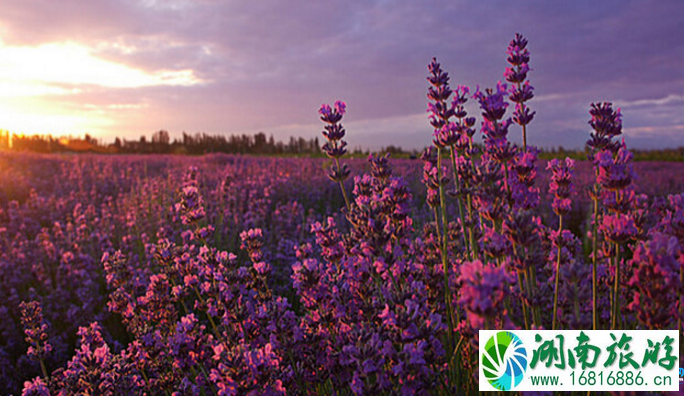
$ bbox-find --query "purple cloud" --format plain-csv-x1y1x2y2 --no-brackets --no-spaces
0,0,682,149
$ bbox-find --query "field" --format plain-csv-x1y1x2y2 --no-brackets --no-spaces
1,35,683,395
0,149,683,395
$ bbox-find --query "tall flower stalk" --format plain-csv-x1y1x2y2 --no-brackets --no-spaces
426,58,457,381
596,145,636,329
506,33,535,151
446,86,478,260
547,158,575,329
319,101,351,212
20,301,52,383
586,102,623,329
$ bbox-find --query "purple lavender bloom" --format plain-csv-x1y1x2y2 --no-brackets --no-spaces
334,100,346,115
21,377,50,396
473,82,509,123
512,103,535,127
506,33,530,67
595,144,635,192
504,63,530,84
319,103,343,124
628,233,681,329
505,33,535,148
176,184,206,225
19,301,52,363
508,81,534,104
600,213,637,245
547,158,576,217
240,228,265,262
426,58,456,134
509,148,540,210
427,58,451,91
321,122,346,143
458,260,512,333
319,101,351,188
482,228,512,259
57,322,121,395
321,139,348,159
434,122,459,147
587,102,623,154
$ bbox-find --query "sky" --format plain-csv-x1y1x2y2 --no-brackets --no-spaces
0,0,683,150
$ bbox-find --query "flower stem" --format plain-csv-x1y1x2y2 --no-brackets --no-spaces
517,81,527,151
552,215,563,330
433,207,442,243
39,357,49,384
437,146,456,384
592,195,599,330
334,155,351,212
611,243,621,330
680,264,683,359
512,244,530,330
450,147,468,255
466,139,479,261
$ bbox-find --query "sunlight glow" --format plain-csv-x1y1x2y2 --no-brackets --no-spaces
0,39,200,136
0,40,202,89
0,99,110,136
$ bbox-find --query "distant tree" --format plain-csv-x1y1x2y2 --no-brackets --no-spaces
152,130,170,153
0,130,9,150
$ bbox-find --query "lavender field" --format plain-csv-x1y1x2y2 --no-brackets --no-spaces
1,34,683,395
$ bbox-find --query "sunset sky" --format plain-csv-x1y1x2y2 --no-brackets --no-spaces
0,0,682,150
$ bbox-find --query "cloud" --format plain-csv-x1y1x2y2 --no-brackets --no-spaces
620,94,684,108
0,40,202,89
0,0,681,149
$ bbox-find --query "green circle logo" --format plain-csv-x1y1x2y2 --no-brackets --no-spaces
482,331,528,391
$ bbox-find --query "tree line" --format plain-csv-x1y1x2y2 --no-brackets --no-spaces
2,130,682,161
0,130,372,156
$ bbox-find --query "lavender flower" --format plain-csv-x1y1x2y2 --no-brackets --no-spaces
474,83,517,163
628,233,681,329
600,213,637,245
20,301,52,368
506,33,535,149
547,158,576,217
176,182,206,225
319,100,351,208
21,377,50,396
458,260,513,336
595,144,635,193
587,102,623,155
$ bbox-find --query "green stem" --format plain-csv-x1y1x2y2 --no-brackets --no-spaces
517,81,527,151
197,362,219,396
190,366,208,396
528,266,541,327
449,147,468,255
611,243,621,330
680,263,683,360
503,161,512,204
517,270,530,330
332,154,351,212
552,215,563,330
433,206,442,244
592,195,599,330
192,286,221,338
466,139,480,261
39,357,49,384
516,243,537,328
437,146,456,386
